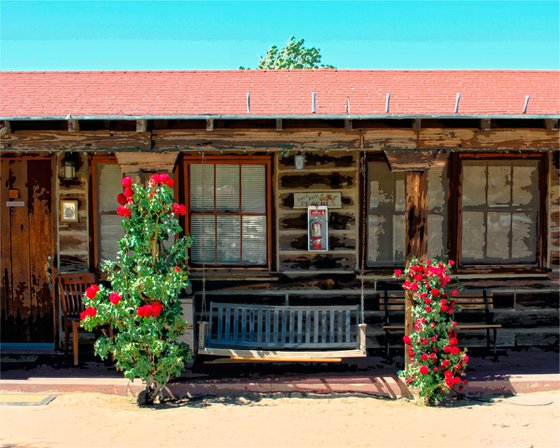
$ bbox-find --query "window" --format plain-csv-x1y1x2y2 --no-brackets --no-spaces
459,158,542,265
185,157,271,267
366,160,447,266
92,158,124,268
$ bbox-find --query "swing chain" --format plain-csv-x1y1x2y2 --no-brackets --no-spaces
359,151,368,324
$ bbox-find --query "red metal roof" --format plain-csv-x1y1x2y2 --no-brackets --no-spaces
0,70,558,119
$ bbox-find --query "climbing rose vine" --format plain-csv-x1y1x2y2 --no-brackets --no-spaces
81,173,192,405
395,258,469,406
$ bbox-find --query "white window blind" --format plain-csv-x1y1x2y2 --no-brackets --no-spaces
189,162,267,265
95,164,124,263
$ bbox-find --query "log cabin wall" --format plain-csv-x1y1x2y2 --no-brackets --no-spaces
1,121,559,350
57,152,90,273
276,151,359,273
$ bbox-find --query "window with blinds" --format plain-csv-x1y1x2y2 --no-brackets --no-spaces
366,160,448,266
93,161,124,266
460,159,540,264
186,158,269,266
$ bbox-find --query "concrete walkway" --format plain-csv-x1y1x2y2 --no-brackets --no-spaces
1,349,558,399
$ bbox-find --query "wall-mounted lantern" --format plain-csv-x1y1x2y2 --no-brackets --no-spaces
60,153,80,181
294,154,305,171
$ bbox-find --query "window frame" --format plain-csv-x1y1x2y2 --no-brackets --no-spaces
450,152,548,272
183,155,273,270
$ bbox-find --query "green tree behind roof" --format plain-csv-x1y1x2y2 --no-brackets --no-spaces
241,36,335,69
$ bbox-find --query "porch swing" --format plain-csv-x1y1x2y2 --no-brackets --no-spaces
195,151,369,362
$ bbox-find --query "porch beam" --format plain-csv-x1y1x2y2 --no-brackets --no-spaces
345,119,353,131
404,171,428,368
480,118,491,130
384,149,449,172
413,119,422,131
67,119,80,133
206,119,214,132
136,119,148,132
0,121,10,136
276,119,283,131
544,119,559,131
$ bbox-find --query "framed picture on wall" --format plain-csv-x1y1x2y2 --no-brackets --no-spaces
60,199,79,223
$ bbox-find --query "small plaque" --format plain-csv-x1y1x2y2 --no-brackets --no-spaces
8,189,19,199
294,192,341,209
6,201,25,207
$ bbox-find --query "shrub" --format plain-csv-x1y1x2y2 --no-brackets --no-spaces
81,173,192,405
395,258,469,406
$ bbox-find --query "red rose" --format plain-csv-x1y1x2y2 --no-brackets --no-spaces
425,306,432,313
172,203,187,216
165,178,174,188
137,305,151,317
453,377,461,385
421,353,428,361
430,322,436,328
406,378,413,384
441,304,449,312
419,366,429,375
463,379,469,385
444,369,453,378
452,321,458,327
433,367,439,372
443,346,451,353
175,266,181,272
117,193,127,205
151,174,163,183
429,353,437,360
109,292,121,305
424,297,432,305
442,359,450,367
431,336,436,342
448,337,458,346
410,282,419,292
449,260,455,266
150,302,163,317
430,288,440,297
85,284,100,299
81,306,97,320
463,355,470,363
414,274,423,282
422,339,429,346
451,346,461,355
121,177,133,188
123,187,133,199
117,206,131,217
403,335,411,345
393,269,402,277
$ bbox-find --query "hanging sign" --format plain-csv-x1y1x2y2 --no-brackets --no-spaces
6,201,25,207
308,206,328,252
294,192,341,209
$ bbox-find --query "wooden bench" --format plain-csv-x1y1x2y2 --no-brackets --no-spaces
198,301,367,360
381,289,501,359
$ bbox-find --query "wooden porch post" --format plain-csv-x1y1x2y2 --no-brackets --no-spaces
404,171,428,368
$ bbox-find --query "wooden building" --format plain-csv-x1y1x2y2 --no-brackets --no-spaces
1,70,558,356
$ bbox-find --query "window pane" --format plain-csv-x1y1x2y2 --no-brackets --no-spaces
487,212,511,259
190,165,214,212
242,165,266,213
462,211,486,261
367,214,405,264
368,161,403,211
512,213,537,262
217,216,241,262
216,165,240,212
512,162,538,207
428,214,446,259
462,164,486,207
191,215,215,263
242,216,267,264
97,164,122,212
488,164,511,206
100,215,122,261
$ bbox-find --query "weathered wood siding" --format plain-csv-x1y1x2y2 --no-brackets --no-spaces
57,153,89,272
276,152,359,272
549,151,560,279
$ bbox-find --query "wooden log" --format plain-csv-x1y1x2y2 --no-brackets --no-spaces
115,151,179,176
1,131,151,150
404,171,428,367
280,172,354,189
418,128,559,150
152,129,361,150
279,253,355,271
277,152,355,170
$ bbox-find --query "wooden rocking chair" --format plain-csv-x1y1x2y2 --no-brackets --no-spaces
58,272,97,366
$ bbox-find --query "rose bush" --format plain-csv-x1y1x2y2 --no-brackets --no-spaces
81,173,192,405
395,258,469,406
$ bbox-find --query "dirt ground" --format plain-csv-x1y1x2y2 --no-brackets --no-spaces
1,390,559,448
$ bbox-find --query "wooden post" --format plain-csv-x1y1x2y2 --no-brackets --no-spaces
404,171,428,367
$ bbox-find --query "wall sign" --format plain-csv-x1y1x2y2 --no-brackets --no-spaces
60,199,79,223
294,192,341,209
308,206,328,252
6,201,24,207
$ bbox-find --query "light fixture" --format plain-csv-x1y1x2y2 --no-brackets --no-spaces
60,153,79,181
294,154,305,170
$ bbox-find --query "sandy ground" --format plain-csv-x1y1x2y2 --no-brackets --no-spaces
1,391,559,448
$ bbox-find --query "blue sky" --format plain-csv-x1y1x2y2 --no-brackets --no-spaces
1,1,558,70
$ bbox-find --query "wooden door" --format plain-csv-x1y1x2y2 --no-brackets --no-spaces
1,158,55,343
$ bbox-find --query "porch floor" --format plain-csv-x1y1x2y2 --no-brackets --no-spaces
1,348,558,399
